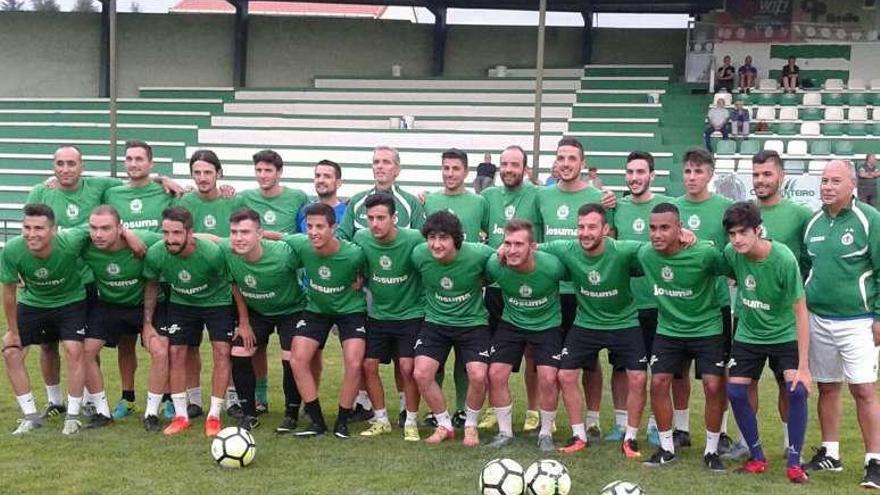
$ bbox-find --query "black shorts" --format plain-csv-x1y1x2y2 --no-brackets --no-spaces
560,326,647,371
16,301,89,346
679,306,730,380
490,322,563,371
366,317,421,363
89,300,167,347
560,294,577,332
161,303,236,346
650,334,727,377
414,322,490,365
238,310,301,350
727,340,798,380
296,311,366,349
484,287,503,335
638,308,658,356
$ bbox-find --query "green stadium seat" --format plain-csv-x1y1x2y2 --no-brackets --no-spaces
779,93,800,106
822,123,844,136
776,122,798,135
799,107,823,121
869,93,880,106
833,140,854,155
715,140,737,155
822,92,845,105
873,123,880,135
738,140,761,155
809,140,832,155
847,92,868,106
783,160,806,173
734,93,753,105
847,123,868,136
755,92,779,106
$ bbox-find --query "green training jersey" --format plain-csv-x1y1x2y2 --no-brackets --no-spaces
724,241,804,345
26,176,122,229
353,227,424,321
176,192,244,237
82,230,163,306
411,242,494,328
0,229,90,308
615,193,673,310
484,250,565,331
541,238,642,330
675,193,734,308
283,234,366,315
481,182,543,248
424,191,490,242
758,198,813,266
103,182,175,232
221,239,305,316
143,237,231,307
803,199,880,319
637,242,730,338
239,187,308,234
338,184,425,240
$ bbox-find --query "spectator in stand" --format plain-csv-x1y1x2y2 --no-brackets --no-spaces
715,55,736,93
473,153,497,193
545,163,560,187
704,98,731,151
586,167,604,190
857,153,879,207
737,55,757,93
730,100,750,139
781,56,800,93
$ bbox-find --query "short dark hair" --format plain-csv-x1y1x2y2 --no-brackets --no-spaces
189,149,222,173
651,202,680,219
316,159,342,179
578,202,606,223
752,150,782,170
556,136,584,159
23,203,55,225
364,192,396,216
304,202,336,226
90,204,121,223
125,140,152,161
503,145,528,168
229,207,261,227
253,149,283,170
503,219,534,242
161,207,193,230
441,148,468,167
421,211,463,250
722,201,762,232
626,151,655,172
682,147,714,169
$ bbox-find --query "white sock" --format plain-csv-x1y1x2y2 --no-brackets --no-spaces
721,410,729,434
46,384,62,406
405,410,418,427
67,395,83,416
673,409,689,432
209,396,224,418
660,429,675,453
866,453,880,465
705,430,721,455
571,423,587,442
625,425,639,441
435,410,453,431
398,392,406,412
585,410,600,428
822,441,840,460
539,409,556,437
373,408,389,425
224,387,238,407
648,414,658,430
92,390,110,417
495,404,513,436
356,390,372,410
187,387,202,406
171,393,188,419
781,421,789,450
16,393,37,416
614,409,627,429
82,389,94,406
465,407,480,428
145,392,163,418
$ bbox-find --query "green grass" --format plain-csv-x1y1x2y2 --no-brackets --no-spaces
0,302,875,494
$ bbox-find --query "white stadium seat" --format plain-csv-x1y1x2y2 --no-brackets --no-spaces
755,106,776,120
801,122,821,135
808,160,828,173
713,92,732,106
873,109,880,121
849,107,868,121
715,159,735,171
824,78,844,91
764,140,785,153
758,80,778,91
872,79,880,90
848,78,867,90
824,107,845,121
802,92,822,106
736,159,753,172
779,107,799,120
787,140,808,155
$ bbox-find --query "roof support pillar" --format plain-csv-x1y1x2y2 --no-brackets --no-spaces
230,0,249,88
580,4,593,65
428,4,448,77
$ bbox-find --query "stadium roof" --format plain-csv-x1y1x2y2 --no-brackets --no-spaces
220,0,721,14
171,1,387,17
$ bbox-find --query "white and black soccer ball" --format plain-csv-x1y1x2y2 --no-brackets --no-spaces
600,480,645,495
524,459,571,495
480,458,525,495
210,426,256,468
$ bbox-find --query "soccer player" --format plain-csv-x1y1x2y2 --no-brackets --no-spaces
284,203,367,439
143,207,247,437
801,160,880,489
720,202,812,483
484,219,564,451
221,208,306,431
612,151,672,446
297,159,348,234
638,202,730,471
412,211,494,446
542,204,648,458
1,204,92,434
354,193,425,441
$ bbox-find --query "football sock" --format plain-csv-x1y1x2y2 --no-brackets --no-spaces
356,390,372,410
673,408,689,432
67,395,83,417
172,393,188,419
822,441,840,460
614,409,627,429
336,406,352,426
539,409,556,437
145,392,162,418
46,384,62,406
92,390,111,418
659,429,675,453
721,409,730,434
398,392,406,413
781,422,789,452
727,383,764,461
231,356,256,416
209,396,224,419
452,356,468,411
255,376,268,405
625,425,639,441
571,423,587,442
435,410,453,431
786,382,808,466
304,399,326,429
373,408,389,425
122,390,135,403
585,410,600,429
187,387,202,406
225,387,238,408
705,430,721,455
464,407,480,428
16,392,37,416
495,404,513,436
405,410,418,427
281,360,300,417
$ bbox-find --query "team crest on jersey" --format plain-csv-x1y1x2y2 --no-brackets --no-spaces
178,270,191,282
130,198,143,213
379,255,392,270
504,205,516,220
318,265,331,279
556,205,570,220
841,228,854,246
588,270,601,285
440,276,453,290
244,274,257,288
203,215,216,229
632,218,645,234
758,224,768,239
34,267,49,279
744,274,756,290
263,210,277,225
661,266,674,282
66,204,79,220
518,284,532,298
687,214,701,230
106,263,120,276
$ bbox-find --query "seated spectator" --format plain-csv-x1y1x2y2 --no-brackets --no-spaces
704,98,731,151
730,100,750,138
715,55,735,93
857,153,879,206
473,153,496,193
781,56,800,93
737,55,757,93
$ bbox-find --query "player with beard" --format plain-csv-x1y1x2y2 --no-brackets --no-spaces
297,160,348,234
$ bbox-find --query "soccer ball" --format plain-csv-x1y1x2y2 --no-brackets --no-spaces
524,459,571,495
600,480,645,495
479,458,524,495
210,426,256,468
